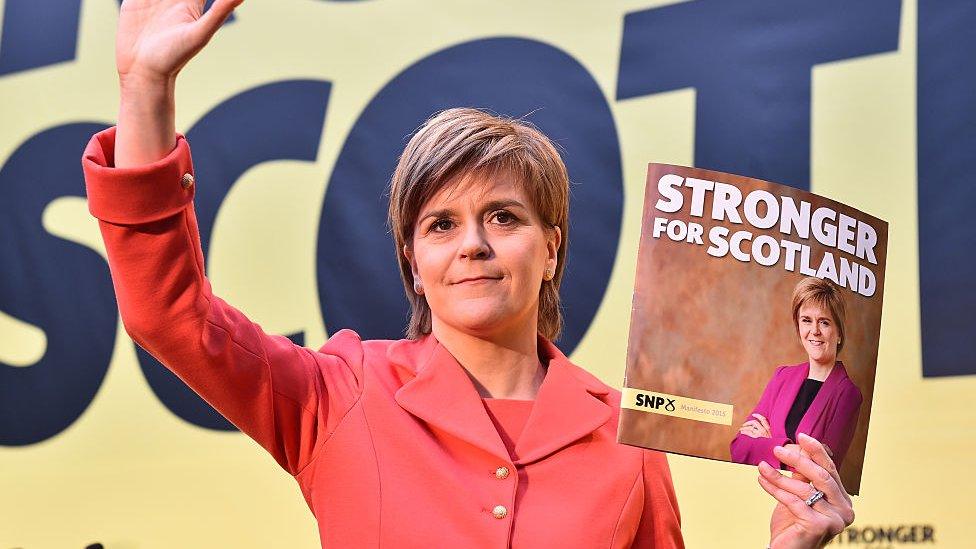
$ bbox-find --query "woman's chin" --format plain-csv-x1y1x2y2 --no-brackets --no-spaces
455,316,509,336
807,351,836,365
441,309,520,338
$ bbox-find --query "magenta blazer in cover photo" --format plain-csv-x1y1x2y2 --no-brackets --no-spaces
730,362,863,469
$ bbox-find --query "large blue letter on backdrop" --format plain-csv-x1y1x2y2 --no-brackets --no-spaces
617,0,902,189
917,0,976,378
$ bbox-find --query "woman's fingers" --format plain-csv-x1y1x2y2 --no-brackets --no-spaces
117,0,245,82
192,0,244,43
739,419,770,438
796,434,840,482
759,437,855,546
797,434,852,509
782,443,808,458
751,413,772,435
752,414,773,438
758,464,847,538
757,474,823,528
759,462,830,513
773,444,852,524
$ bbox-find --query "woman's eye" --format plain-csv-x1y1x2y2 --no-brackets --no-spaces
491,211,516,225
432,219,454,232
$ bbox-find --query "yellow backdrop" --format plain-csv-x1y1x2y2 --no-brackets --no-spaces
0,1,970,547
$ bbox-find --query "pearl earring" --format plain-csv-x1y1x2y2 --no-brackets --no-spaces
413,280,423,294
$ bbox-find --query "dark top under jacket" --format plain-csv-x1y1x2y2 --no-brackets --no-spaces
785,378,824,443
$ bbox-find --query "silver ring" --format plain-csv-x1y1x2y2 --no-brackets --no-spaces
805,489,825,506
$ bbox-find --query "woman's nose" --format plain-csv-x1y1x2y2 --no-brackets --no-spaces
459,224,491,259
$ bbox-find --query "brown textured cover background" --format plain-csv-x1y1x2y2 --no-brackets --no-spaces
618,164,888,495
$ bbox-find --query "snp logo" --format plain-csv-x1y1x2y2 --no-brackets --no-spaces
635,393,676,412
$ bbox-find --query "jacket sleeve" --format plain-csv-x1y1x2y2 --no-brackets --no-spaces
632,450,684,549
818,382,862,469
82,126,363,476
730,367,791,467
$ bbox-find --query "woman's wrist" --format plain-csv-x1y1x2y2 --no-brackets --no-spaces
116,75,177,168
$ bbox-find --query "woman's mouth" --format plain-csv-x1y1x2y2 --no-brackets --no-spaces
453,276,502,285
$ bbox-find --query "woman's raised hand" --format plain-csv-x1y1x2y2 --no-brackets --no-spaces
758,433,854,548
117,0,242,85
114,0,243,168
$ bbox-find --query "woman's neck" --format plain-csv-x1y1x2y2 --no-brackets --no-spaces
808,358,836,381
431,320,546,400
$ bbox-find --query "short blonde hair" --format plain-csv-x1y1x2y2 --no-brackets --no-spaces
387,108,569,340
791,277,848,352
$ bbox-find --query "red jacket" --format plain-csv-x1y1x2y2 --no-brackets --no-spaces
82,127,683,548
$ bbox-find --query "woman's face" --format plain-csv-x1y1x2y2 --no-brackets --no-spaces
405,169,560,340
797,302,840,365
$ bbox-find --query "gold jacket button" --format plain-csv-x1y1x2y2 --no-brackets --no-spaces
491,505,508,519
181,173,195,189
494,466,510,479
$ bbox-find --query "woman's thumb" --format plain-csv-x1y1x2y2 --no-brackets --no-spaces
195,0,244,42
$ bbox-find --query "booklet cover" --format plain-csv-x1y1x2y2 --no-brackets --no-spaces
618,164,887,495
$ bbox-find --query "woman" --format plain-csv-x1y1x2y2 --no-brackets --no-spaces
82,1,855,546
731,277,863,470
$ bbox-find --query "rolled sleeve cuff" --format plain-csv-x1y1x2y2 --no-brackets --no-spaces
82,126,195,225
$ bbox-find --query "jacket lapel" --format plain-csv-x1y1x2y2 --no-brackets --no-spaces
774,362,809,436
390,336,508,460
797,361,847,437
514,337,612,465
388,334,612,466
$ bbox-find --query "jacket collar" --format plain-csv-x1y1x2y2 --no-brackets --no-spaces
795,360,849,432
388,334,612,465
793,360,849,389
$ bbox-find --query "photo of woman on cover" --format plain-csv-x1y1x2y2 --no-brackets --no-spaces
730,277,863,469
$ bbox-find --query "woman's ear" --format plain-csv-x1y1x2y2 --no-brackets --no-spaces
542,226,561,281
547,226,562,267
403,244,415,271
404,244,423,294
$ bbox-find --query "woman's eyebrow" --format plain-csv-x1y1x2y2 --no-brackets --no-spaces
481,199,527,213
418,208,455,224
418,200,527,225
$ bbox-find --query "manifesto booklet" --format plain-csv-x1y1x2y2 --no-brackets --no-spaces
618,164,887,494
